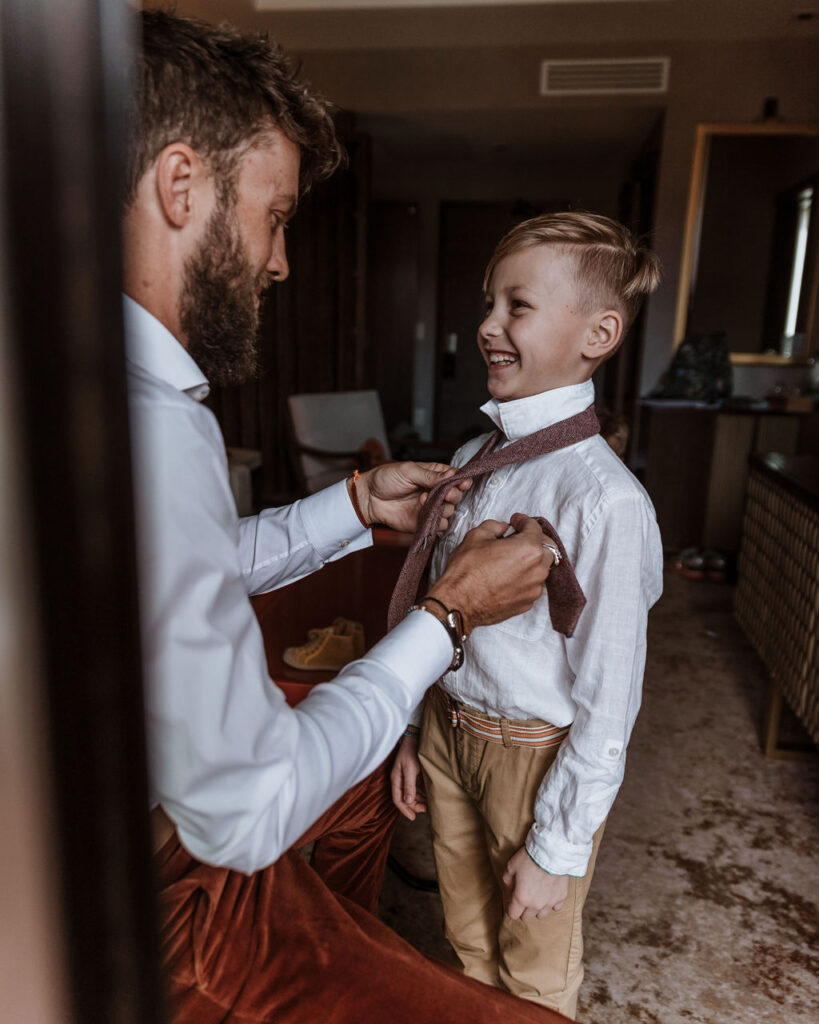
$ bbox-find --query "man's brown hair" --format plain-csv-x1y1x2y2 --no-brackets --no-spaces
484,211,661,334
124,9,343,204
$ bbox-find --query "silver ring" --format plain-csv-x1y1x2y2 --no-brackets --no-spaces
542,542,561,566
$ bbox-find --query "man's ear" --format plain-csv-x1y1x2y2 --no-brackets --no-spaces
582,310,623,360
154,143,206,228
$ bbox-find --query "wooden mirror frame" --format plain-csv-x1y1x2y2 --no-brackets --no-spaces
674,122,819,366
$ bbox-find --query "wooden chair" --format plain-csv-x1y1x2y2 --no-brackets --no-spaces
287,390,391,495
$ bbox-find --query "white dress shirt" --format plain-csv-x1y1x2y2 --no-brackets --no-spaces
124,296,453,874
426,379,663,877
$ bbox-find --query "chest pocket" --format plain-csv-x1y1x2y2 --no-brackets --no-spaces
493,591,552,641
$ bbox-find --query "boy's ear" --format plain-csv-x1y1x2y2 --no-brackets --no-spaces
581,310,623,360
154,142,208,229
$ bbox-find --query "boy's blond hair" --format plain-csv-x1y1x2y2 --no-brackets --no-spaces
484,211,661,334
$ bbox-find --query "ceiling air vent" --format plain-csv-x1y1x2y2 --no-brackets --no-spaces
540,57,670,96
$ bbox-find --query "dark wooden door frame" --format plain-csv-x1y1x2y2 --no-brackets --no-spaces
1,2,163,1021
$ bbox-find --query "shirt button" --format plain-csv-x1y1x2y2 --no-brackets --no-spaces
608,746,619,757
340,539,350,548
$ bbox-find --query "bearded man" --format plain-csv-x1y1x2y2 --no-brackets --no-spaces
124,10,563,1024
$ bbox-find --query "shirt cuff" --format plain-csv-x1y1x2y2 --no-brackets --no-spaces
298,478,372,561
525,824,592,878
362,609,452,705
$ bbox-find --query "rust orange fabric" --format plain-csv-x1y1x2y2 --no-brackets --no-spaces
155,760,573,1023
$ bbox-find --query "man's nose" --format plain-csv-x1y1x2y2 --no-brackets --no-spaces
267,234,289,282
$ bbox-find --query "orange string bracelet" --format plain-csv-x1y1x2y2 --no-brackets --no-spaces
349,469,372,529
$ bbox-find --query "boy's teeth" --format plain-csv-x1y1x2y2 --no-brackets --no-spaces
489,353,517,365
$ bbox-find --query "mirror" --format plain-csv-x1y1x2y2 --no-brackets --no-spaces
674,123,819,365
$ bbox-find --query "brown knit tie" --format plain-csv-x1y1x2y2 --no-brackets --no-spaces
387,404,600,638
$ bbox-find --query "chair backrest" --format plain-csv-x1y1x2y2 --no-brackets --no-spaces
287,390,391,494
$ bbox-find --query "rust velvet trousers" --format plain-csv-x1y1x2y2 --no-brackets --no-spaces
154,760,573,1024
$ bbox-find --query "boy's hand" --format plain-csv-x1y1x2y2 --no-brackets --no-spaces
355,462,471,534
390,734,427,820
502,846,569,921
428,514,552,634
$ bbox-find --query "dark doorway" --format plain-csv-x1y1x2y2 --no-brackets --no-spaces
366,201,420,434
0,1,162,1021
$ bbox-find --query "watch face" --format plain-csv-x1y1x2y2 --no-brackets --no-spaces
446,609,467,642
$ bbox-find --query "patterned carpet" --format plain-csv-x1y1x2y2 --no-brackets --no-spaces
380,572,819,1023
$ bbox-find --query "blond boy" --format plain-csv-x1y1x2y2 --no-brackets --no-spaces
391,212,664,1019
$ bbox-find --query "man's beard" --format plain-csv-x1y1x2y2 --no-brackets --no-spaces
179,197,269,387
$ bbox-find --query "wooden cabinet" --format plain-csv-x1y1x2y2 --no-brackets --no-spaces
735,454,819,752
638,401,816,552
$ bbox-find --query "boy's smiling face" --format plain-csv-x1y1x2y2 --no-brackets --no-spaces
478,244,598,402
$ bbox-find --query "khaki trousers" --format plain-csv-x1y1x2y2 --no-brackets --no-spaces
419,688,605,1021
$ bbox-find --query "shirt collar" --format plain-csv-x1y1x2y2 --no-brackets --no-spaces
480,379,596,440
122,295,210,402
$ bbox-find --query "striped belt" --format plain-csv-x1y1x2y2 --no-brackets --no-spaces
440,688,569,749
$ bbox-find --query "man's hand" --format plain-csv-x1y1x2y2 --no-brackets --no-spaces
355,462,471,534
427,514,554,634
502,846,569,921
390,734,427,820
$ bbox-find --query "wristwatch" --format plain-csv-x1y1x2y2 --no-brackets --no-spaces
409,596,467,671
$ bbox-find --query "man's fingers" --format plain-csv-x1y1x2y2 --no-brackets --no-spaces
552,899,566,912
536,906,553,919
541,537,558,570
406,461,454,486
508,513,544,539
507,515,556,579
438,500,457,532
473,518,512,540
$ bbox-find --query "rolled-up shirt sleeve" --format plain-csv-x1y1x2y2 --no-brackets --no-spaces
525,492,662,877
132,386,452,874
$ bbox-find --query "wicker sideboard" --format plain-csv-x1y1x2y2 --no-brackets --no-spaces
735,454,819,754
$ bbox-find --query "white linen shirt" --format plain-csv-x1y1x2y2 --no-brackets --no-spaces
426,379,663,877
124,296,453,874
